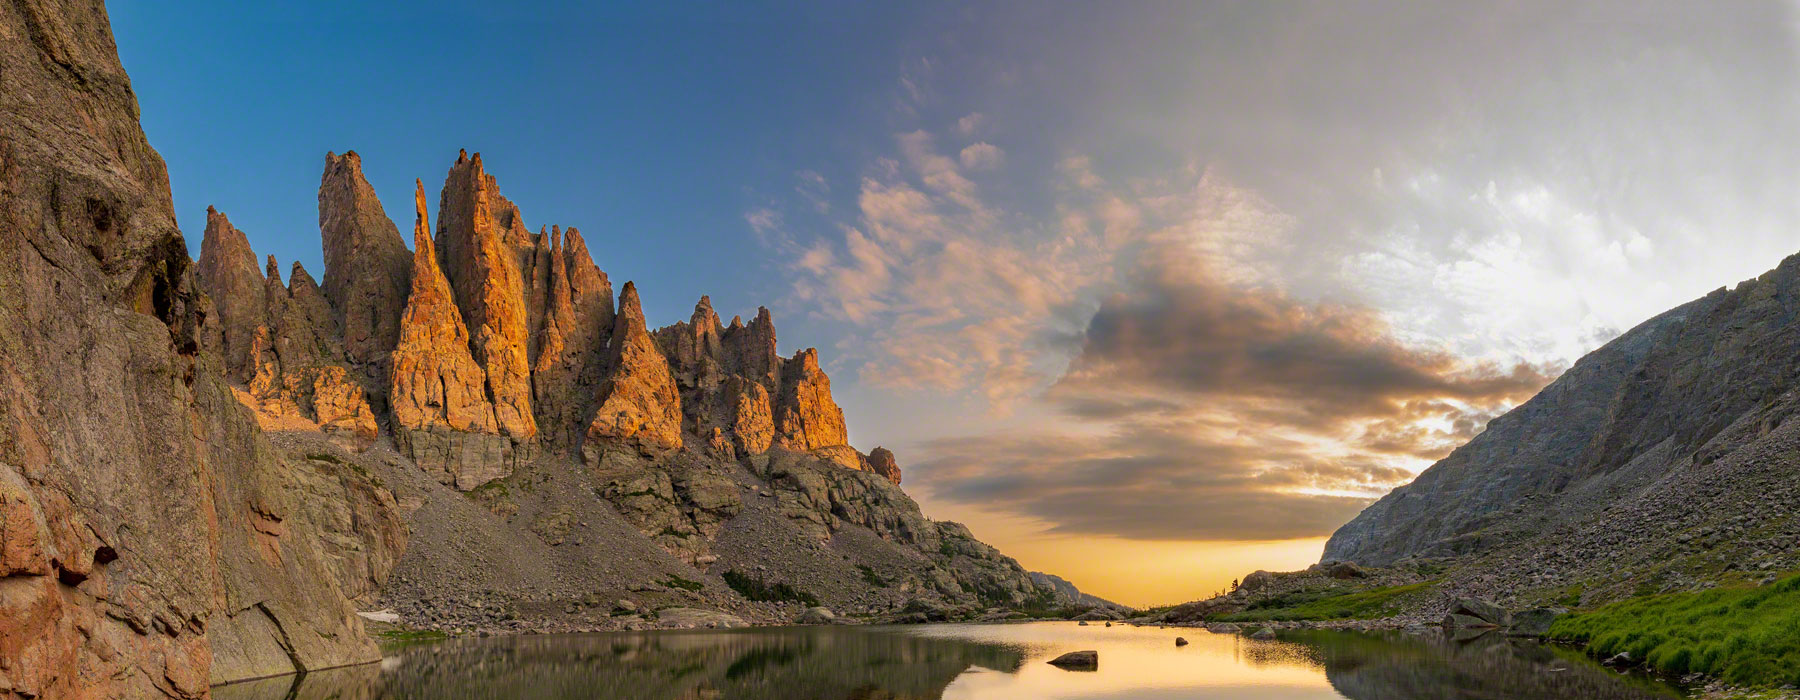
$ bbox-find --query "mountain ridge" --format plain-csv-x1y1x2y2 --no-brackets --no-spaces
0,3,1108,697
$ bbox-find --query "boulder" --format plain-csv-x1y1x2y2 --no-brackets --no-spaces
1442,613,1496,629
866,446,903,486
1249,627,1278,640
1206,622,1241,634
1447,598,1511,627
1174,637,1189,646
656,608,749,630
1506,607,1567,637
1325,561,1367,579
797,607,837,625
1046,650,1098,670
1240,570,1276,590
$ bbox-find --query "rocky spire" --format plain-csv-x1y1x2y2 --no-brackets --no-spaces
196,206,266,380
584,282,684,465
560,227,615,334
391,180,514,488
318,151,412,399
435,152,537,440
723,305,782,391
773,347,850,452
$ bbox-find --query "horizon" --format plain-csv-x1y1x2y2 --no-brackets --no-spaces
110,1,1800,607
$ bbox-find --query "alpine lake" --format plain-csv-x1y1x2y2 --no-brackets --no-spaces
213,621,1691,699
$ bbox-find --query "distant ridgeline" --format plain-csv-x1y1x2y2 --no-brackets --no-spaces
0,2,1102,696
1327,254,1800,605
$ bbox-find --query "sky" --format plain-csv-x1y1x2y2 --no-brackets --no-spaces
112,1,1800,607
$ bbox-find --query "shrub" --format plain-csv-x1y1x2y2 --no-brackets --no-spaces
722,570,819,606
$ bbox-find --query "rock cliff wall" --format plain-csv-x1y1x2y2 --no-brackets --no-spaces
0,2,405,697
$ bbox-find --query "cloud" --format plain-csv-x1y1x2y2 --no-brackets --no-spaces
915,427,1390,541
959,142,1004,170
956,112,986,136
744,207,782,237
1055,244,1555,429
770,128,1118,403
795,170,830,213
907,230,1557,541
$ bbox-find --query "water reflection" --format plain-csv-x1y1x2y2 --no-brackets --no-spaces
213,623,1689,700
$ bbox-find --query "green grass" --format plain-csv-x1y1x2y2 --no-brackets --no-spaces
1214,581,1437,622
373,628,450,649
1548,573,1800,687
721,570,819,606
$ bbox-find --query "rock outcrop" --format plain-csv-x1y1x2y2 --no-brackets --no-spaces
865,447,903,486
390,181,517,489
528,226,614,446
197,214,379,449
0,2,405,696
584,282,684,466
195,207,267,379
434,152,536,440
318,150,412,404
774,348,851,453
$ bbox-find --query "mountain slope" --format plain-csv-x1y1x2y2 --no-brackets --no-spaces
1326,253,1800,603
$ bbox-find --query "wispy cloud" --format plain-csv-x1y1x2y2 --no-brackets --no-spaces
959,142,1004,170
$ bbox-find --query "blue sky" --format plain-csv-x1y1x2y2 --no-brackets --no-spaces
111,2,1800,605
114,1,920,330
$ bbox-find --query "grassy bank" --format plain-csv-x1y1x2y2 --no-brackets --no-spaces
1213,581,1436,622
1548,573,1800,687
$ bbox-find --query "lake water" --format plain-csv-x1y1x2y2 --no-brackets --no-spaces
213,621,1690,699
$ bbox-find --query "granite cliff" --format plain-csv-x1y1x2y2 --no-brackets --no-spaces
0,2,405,697
0,2,1102,697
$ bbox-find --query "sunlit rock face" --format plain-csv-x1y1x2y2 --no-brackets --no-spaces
434,151,538,441
390,180,517,488
584,281,685,467
205,142,884,493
